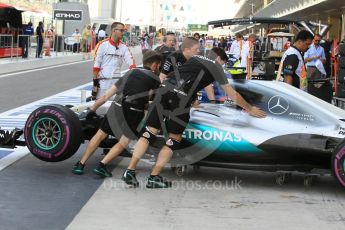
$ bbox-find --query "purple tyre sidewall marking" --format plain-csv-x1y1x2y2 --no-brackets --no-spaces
24,108,71,159
334,146,345,187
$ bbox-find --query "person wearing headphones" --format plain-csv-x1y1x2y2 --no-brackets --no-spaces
91,22,136,100
154,32,176,68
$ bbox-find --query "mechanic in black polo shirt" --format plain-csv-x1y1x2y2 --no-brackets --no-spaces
122,50,267,189
72,51,163,177
278,30,314,91
154,32,176,67
159,36,200,82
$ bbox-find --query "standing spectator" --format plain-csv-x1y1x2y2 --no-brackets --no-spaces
91,22,136,99
98,28,106,42
71,28,81,53
193,32,200,40
35,21,44,58
320,38,332,78
44,25,54,56
226,36,233,51
229,33,244,60
141,33,151,53
304,34,327,79
21,22,33,58
91,26,97,50
81,24,92,57
241,34,257,78
218,37,227,50
278,30,314,91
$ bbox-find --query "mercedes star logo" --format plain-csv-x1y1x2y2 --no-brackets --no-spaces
268,95,289,115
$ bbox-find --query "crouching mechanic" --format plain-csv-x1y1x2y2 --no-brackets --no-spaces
122,51,267,189
91,21,136,100
72,51,162,176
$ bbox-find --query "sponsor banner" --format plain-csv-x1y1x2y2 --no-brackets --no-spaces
53,10,82,21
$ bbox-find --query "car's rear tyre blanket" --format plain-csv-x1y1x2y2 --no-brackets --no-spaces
332,140,345,187
24,104,82,162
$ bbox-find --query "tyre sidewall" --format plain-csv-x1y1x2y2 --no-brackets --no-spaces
24,105,81,162
332,141,345,187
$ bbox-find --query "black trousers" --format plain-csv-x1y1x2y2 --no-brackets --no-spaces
36,36,43,57
21,36,30,58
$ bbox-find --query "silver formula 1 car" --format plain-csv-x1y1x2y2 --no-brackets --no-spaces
2,79,345,188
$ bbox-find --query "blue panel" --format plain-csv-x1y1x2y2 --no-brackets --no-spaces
0,150,13,159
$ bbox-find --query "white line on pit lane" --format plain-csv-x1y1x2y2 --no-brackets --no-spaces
0,69,129,171
0,59,92,79
0,82,91,171
0,147,28,171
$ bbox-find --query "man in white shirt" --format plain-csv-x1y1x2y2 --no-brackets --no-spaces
98,28,106,41
304,34,326,79
71,28,81,52
229,33,244,60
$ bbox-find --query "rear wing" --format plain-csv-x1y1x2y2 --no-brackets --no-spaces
208,17,331,37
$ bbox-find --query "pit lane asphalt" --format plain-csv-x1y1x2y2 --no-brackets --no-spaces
0,60,93,113
0,56,144,230
1,59,345,229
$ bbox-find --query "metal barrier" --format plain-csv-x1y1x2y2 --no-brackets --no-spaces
16,35,31,59
0,33,142,61
0,34,14,60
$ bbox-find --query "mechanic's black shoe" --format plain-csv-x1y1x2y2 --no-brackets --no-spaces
72,161,85,175
121,169,139,187
93,163,112,177
146,175,172,189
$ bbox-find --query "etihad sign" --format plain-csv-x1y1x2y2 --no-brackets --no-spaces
53,10,82,21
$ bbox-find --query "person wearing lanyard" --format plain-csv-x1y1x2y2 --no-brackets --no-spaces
304,34,326,79
277,30,314,91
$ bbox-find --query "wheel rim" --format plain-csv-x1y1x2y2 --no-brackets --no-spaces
32,117,62,150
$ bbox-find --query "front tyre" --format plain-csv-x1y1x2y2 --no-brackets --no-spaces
24,105,82,162
331,139,345,188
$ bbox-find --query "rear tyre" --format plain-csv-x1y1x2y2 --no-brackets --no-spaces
331,139,345,188
24,104,82,162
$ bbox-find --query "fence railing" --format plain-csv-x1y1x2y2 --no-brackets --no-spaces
0,34,14,60
0,33,148,61
0,34,101,60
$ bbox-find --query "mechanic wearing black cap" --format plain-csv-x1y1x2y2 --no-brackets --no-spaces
72,51,163,177
122,48,267,188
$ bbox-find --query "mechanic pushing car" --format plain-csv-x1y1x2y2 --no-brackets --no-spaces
91,22,136,100
72,51,162,176
158,37,200,82
122,48,267,189
277,30,314,90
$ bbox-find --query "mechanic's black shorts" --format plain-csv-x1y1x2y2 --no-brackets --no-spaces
104,101,145,140
146,90,191,135
99,115,114,136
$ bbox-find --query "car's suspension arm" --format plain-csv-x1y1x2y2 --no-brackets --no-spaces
0,128,26,148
